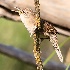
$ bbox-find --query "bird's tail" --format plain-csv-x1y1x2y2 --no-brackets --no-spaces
50,34,63,62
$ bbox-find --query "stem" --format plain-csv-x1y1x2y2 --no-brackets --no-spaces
33,0,43,70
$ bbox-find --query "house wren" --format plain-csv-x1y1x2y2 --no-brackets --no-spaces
14,7,63,62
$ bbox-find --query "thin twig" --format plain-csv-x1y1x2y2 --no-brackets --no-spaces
33,0,43,70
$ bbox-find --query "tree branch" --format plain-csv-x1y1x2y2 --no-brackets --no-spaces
0,5,20,21
0,0,70,29
0,5,70,36
0,44,70,70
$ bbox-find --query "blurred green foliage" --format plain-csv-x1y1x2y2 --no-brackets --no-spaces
0,18,35,70
66,63,70,70
0,18,34,51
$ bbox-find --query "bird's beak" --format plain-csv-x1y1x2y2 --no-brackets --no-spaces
12,7,23,15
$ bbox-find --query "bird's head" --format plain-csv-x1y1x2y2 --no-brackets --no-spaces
14,7,34,17
13,7,36,36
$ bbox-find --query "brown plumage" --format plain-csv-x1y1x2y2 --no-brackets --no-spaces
42,22,63,62
14,7,63,62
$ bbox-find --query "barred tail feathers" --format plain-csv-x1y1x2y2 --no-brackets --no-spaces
50,34,63,62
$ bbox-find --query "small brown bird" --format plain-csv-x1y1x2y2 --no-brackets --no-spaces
14,7,63,62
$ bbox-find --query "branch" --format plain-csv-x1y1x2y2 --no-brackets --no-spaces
0,6,69,37
0,0,70,29
33,0,43,70
0,5,20,21
0,44,70,70
55,26,70,36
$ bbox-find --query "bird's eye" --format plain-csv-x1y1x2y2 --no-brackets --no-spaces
23,10,25,13
26,11,28,13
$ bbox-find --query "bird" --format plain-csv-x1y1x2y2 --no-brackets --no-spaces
13,7,63,62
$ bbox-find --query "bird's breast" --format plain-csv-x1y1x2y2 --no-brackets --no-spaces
20,14,37,35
